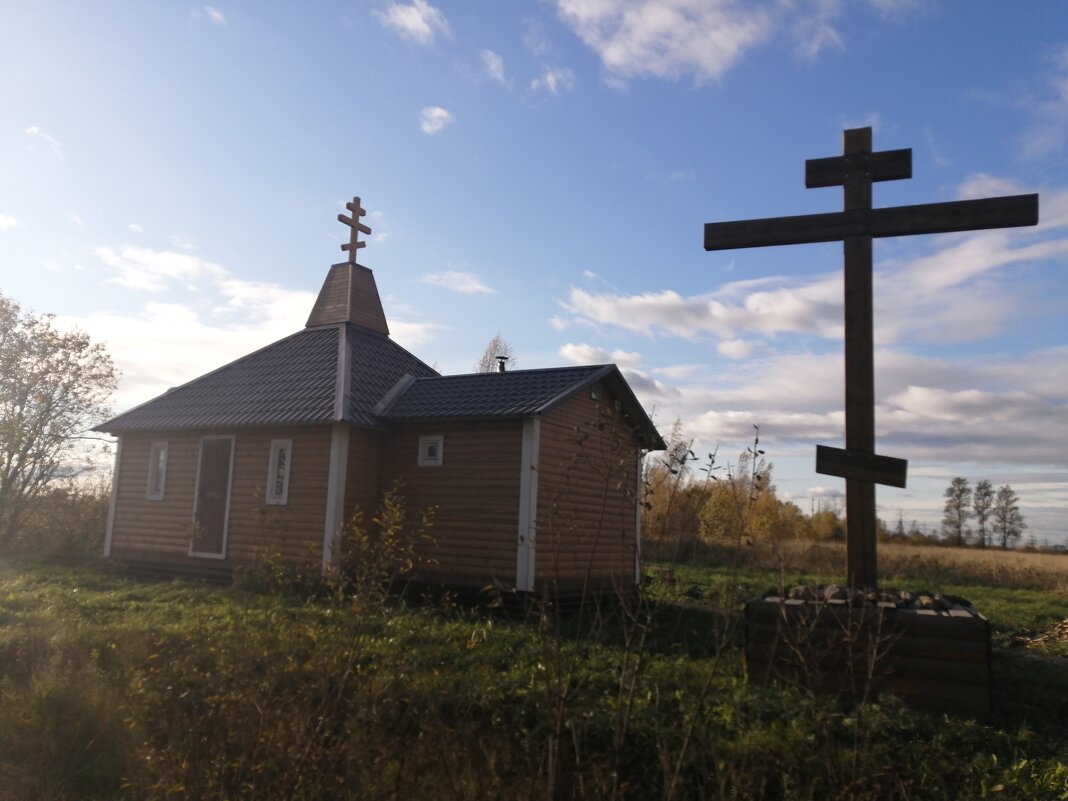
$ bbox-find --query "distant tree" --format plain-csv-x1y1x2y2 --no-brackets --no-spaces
0,294,116,547
941,477,972,546
698,434,778,542
809,508,846,541
992,484,1026,549
972,479,995,548
476,332,516,373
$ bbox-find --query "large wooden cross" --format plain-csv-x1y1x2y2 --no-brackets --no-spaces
704,127,1038,589
338,196,372,263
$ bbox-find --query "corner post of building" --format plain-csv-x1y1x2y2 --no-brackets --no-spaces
322,423,350,571
515,417,540,592
103,435,123,557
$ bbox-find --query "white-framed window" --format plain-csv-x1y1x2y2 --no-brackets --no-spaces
265,438,292,505
146,441,168,500
418,435,444,467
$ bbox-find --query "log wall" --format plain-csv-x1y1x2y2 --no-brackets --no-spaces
535,389,640,592
379,419,524,586
344,427,385,527
109,426,333,571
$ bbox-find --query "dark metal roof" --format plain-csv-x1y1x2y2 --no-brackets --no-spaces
93,320,662,450
95,324,437,433
380,364,665,450
347,326,438,427
382,365,610,419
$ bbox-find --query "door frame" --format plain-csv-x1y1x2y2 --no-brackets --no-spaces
189,435,235,559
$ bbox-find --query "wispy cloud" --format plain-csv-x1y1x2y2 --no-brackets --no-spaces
559,342,643,368
561,177,1067,350
791,0,845,61
66,212,86,229
554,0,772,84
375,0,450,45
419,271,496,294
203,5,227,25
0,214,20,231
25,126,64,159
531,65,576,95
419,106,454,134
481,49,508,85
128,223,144,233
1020,43,1068,160
96,246,227,292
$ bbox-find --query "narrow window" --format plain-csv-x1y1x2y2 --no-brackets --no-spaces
147,441,167,500
265,439,292,505
418,435,444,467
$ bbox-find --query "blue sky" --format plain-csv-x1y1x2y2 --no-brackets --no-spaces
2,1,1066,544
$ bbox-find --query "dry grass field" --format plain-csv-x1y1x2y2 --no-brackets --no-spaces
662,537,1068,594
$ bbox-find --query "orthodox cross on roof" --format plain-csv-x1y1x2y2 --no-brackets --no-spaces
338,196,372,263
704,127,1039,589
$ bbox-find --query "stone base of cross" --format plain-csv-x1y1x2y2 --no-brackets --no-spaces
704,128,1038,589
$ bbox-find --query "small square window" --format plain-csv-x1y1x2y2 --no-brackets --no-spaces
418,435,444,467
147,441,168,500
265,439,292,505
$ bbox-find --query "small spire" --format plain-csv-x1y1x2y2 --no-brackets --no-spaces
338,196,372,263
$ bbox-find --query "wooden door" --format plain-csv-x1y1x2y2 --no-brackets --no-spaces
191,437,233,557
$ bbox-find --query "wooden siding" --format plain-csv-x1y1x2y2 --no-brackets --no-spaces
379,420,523,585
109,426,332,570
343,427,385,526
306,263,389,333
535,389,641,590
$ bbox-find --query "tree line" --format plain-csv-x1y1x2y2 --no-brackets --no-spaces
643,421,1034,552
942,476,1026,549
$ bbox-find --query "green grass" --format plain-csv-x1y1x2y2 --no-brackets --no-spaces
1,554,1066,800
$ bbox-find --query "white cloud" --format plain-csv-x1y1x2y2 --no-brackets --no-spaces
561,274,842,340
66,212,86,229
62,284,313,409
481,49,507,85
375,0,451,45
0,214,20,230
531,65,576,95
127,223,144,233
389,319,447,350
203,5,227,25
168,234,199,251
562,178,1068,350
95,246,227,292
559,342,643,368
651,363,701,380
25,125,64,159
420,106,454,134
554,0,772,83
419,271,496,294
717,339,752,359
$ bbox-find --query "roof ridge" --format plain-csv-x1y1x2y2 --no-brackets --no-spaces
408,363,609,382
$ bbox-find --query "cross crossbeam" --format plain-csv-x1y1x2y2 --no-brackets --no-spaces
704,194,1038,251
338,196,372,263
702,127,1040,589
